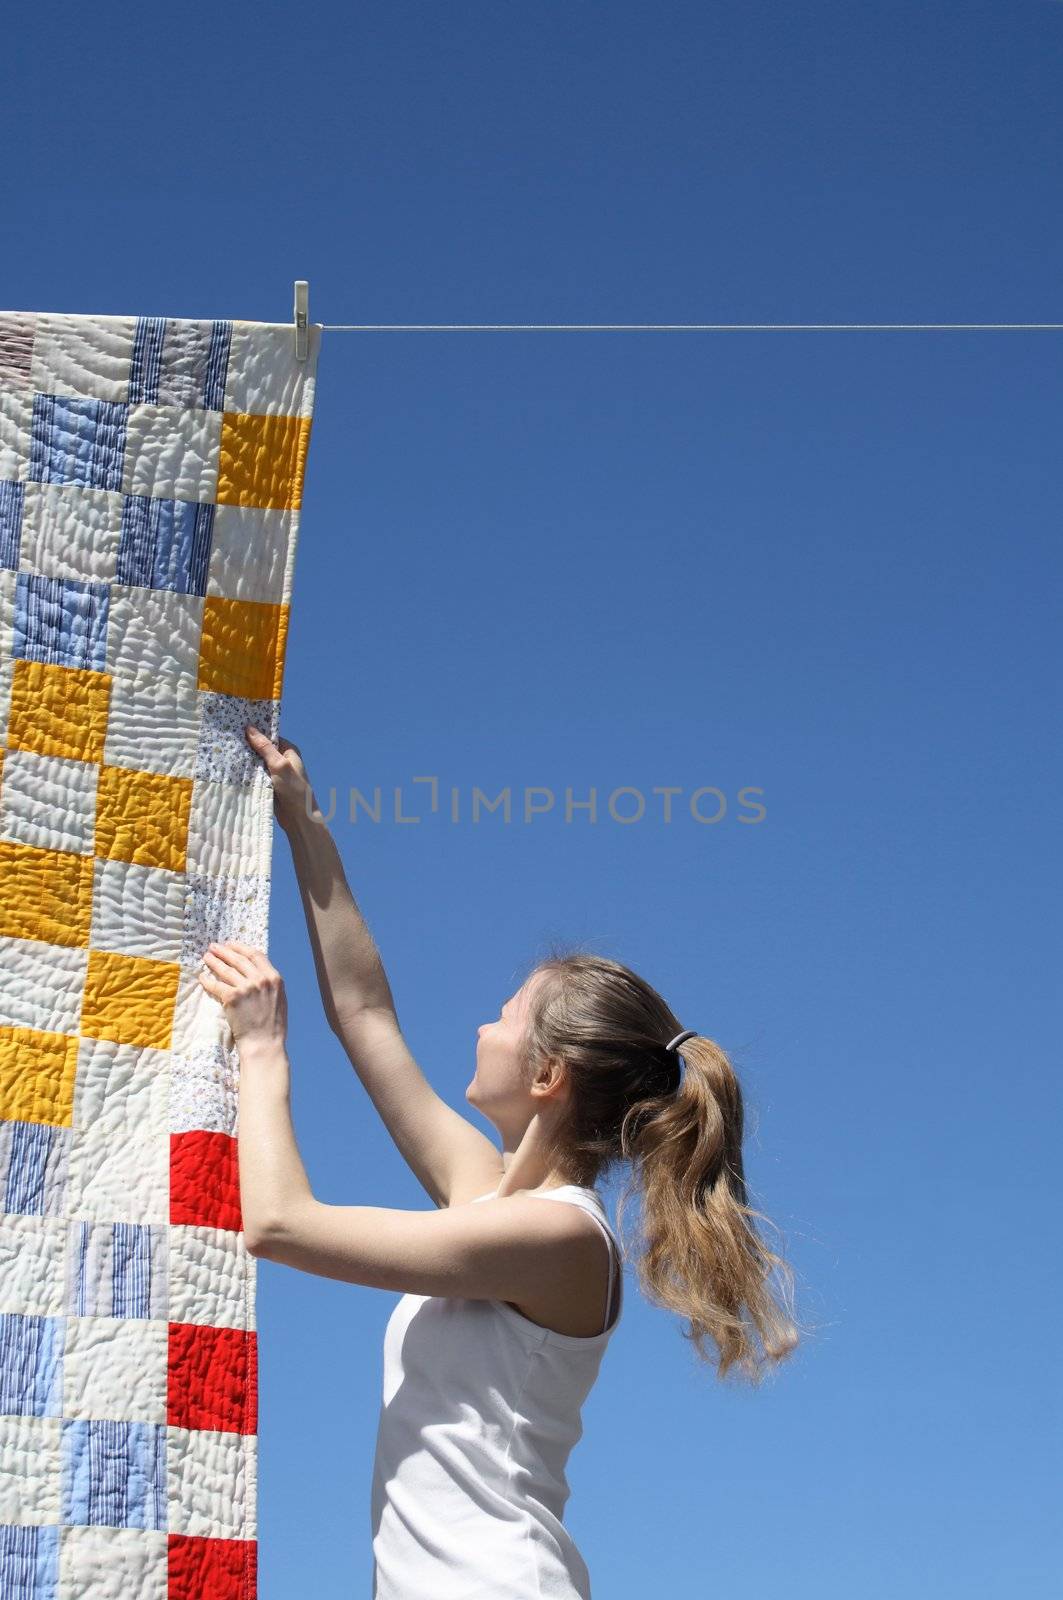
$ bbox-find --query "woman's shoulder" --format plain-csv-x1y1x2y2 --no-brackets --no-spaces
467,1184,620,1338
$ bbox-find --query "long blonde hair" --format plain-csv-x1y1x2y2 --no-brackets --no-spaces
518,946,801,1385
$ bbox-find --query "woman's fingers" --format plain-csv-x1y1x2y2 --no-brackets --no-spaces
215,940,273,975
197,968,223,998
198,941,287,1048
244,725,310,793
244,725,286,771
203,945,282,1005
244,724,301,765
203,945,249,981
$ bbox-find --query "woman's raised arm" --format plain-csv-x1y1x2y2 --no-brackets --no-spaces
245,727,396,1027
244,726,504,1209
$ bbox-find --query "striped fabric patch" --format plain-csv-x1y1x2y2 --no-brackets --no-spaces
0,308,321,1598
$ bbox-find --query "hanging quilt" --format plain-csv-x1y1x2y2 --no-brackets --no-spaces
0,307,321,1597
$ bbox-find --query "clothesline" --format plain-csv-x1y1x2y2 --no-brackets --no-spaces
319,321,1063,332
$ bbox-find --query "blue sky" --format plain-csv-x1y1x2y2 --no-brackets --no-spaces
6,1,1062,1593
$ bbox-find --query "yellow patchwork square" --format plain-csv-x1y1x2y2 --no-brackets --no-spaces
197,597,289,701
217,411,312,511
8,660,111,763
0,1024,80,1127
0,840,94,947
95,765,193,872
81,949,181,1050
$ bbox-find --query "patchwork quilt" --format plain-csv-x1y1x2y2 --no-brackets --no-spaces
0,309,321,1597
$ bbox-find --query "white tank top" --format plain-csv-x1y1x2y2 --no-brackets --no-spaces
370,1184,623,1599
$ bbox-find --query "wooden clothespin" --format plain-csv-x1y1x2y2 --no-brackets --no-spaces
293,280,309,362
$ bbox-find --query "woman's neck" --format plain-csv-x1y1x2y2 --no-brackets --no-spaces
496,1114,580,1198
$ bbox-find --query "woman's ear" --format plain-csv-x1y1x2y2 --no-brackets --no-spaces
531,1054,570,1102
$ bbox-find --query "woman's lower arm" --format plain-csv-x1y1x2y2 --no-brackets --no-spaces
236,1035,314,1249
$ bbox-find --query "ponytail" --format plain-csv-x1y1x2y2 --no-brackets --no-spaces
520,950,801,1384
616,1031,799,1384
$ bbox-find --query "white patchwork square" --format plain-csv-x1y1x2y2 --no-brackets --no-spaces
0,388,32,482
185,777,271,878
121,404,222,503
168,1224,255,1331
0,1415,62,1524
166,1425,257,1541
181,873,270,970
103,674,201,779
0,565,19,739
195,693,280,785
0,563,17,651
224,322,319,418
71,1038,170,1133
90,857,186,962
29,313,137,403
169,1042,238,1136
0,748,99,855
0,935,87,1035
0,656,13,744
105,583,204,685
168,967,231,1059
66,1039,170,1223
59,1525,169,1598
62,1315,169,1423
66,1122,171,1225
0,1215,67,1316
18,482,123,585
206,503,295,604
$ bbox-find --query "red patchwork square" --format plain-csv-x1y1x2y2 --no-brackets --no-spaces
170,1129,242,1232
168,1533,258,1600
168,1321,258,1433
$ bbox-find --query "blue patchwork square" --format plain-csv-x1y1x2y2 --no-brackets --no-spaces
29,393,128,492
1,1121,70,1217
117,494,214,595
111,1221,160,1318
61,1419,167,1530
0,1312,64,1417
128,316,232,410
67,1221,165,1319
0,1525,60,1599
0,482,23,570
126,318,165,407
13,572,110,670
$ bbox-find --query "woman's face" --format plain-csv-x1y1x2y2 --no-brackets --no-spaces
466,973,542,1117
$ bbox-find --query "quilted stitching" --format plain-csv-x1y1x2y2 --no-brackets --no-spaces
0,307,320,1597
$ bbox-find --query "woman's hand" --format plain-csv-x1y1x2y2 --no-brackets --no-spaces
197,940,289,1049
244,725,315,833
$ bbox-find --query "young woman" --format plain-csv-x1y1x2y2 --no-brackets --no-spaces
197,727,799,1599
